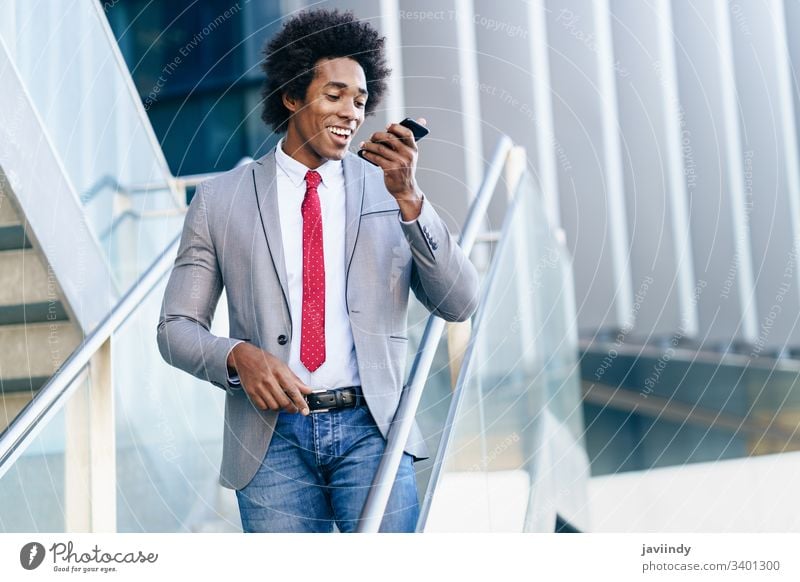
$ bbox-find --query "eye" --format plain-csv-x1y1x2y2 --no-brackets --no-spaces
326,94,340,101
355,101,366,108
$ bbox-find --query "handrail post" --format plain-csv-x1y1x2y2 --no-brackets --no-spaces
356,137,514,532
89,337,116,532
64,338,116,532
64,369,90,532
446,321,471,391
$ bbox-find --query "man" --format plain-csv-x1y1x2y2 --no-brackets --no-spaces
157,9,479,533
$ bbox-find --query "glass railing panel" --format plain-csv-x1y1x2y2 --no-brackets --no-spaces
420,172,588,532
106,210,186,295
0,1,182,292
0,376,90,532
409,296,459,496
113,276,235,532
516,174,584,444
411,230,500,496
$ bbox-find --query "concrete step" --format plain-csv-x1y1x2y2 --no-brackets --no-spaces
0,189,31,251
0,249,55,306
0,302,69,326
0,391,33,433
0,321,81,384
0,195,20,227
0,225,31,251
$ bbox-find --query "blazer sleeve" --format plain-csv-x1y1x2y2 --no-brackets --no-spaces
398,194,480,322
156,180,244,392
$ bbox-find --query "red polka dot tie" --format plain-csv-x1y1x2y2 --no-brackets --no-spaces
301,170,325,372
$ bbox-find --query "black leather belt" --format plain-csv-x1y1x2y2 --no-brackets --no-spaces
304,386,364,413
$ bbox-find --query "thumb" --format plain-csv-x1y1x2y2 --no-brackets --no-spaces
295,380,315,395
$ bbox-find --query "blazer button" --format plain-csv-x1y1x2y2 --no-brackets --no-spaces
277,334,288,345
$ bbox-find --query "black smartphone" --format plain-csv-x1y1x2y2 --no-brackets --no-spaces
357,117,429,164
398,117,429,140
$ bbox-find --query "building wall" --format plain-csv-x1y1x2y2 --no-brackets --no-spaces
108,0,800,351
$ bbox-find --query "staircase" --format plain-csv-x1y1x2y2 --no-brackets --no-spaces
0,188,81,432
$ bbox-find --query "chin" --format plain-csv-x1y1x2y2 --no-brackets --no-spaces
326,148,348,160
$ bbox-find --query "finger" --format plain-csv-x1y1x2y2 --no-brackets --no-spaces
295,379,314,395
246,389,268,411
386,122,416,148
281,372,313,397
279,371,312,414
357,146,390,170
359,139,402,162
369,131,402,151
358,147,402,172
260,390,280,411
416,117,427,126
266,380,292,410
279,367,314,396
285,386,310,415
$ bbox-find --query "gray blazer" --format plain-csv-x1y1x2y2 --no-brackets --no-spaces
156,147,479,490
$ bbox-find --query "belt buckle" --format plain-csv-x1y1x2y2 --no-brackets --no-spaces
307,389,333,414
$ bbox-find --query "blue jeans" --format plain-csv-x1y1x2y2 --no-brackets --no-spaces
235,403,419,532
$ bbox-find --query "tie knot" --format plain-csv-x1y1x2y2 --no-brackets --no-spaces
305,170,322,190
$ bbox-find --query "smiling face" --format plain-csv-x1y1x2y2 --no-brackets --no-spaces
281,57,368,169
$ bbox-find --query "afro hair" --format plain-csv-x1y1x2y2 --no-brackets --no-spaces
260,9,391,133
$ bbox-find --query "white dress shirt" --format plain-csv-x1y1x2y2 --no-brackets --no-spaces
227,139,426,389
273,137,361,390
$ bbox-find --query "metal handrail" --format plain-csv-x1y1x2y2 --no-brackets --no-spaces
0,233,181,478
80,157,254,204
171,157,254,192
356,136,514,532
97,207,186,243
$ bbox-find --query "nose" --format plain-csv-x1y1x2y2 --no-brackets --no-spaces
337,99,359,122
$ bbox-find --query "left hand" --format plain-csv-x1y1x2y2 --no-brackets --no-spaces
358,118,426,205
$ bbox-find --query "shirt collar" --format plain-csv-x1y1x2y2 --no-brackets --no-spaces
275,137,342,188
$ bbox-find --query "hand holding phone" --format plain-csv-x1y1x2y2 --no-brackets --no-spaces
357,117,429,165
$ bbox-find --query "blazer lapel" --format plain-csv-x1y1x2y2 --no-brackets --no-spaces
343,152,365,281
252,149,291,319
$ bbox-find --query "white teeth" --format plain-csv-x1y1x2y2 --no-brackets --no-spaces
328,126,351,136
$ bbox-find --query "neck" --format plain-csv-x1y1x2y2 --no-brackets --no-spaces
281,130,325,169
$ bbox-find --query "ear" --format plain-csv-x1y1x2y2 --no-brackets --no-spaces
282,92,299,114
